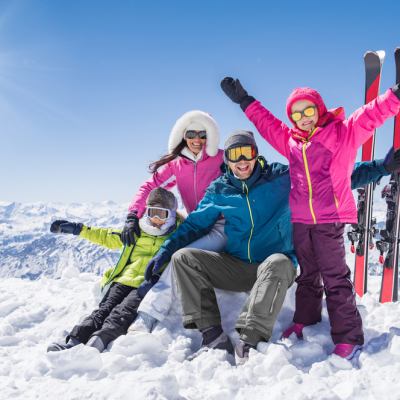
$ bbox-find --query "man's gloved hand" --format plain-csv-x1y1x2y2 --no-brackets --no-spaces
220,77,255,111
121,212,141,246
392,83,400,100
137,275,160,299
50,220,83,235
384,147,400,172
144,252,170,281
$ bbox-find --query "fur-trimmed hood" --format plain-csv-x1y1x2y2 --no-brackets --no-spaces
168,110,220,156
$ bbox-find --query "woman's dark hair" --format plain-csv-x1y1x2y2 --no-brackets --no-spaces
149,139,187,173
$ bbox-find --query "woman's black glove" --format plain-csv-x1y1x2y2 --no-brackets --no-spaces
384,147,400,172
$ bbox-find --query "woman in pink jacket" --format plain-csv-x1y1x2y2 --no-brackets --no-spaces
221,77,400,359
121,110,227,331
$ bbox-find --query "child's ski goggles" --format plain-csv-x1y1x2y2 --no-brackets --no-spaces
185,130,207,140
225,145,258,162
146,207,170,221
291,105,317,122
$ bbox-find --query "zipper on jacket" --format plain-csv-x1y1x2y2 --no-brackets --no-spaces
243,182,255,263
269,281,282,314
193,162,198,205
334,194,339,209
301,128,318,224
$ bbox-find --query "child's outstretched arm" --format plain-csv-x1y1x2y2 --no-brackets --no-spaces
50,220,123,250
345,84,400,149
221,77,291,158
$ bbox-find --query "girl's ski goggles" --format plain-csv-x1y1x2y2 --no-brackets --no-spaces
291,105,317,122
146,207,170,221
225,145,258,162
185,130,207,140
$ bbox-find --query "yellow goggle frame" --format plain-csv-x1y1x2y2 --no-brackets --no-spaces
291,106,317,122
225,145,257,162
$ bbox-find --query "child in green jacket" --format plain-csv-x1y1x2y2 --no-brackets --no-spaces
47,187,178,353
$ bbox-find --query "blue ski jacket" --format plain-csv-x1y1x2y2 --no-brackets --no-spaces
157,157,388,266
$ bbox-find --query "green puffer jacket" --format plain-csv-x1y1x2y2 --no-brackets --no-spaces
79,224,176,289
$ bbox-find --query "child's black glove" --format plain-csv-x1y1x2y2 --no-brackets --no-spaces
121,212,141,246
220,77,255,111
50,220,83,235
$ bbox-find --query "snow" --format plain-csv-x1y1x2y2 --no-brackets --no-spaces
2,197,400,399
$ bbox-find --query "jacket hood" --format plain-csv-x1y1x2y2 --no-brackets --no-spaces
286,87,345,136
168,110,220,156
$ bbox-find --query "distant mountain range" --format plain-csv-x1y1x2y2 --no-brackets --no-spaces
0,187,391,279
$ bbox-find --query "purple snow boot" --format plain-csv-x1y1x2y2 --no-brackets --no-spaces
281,323,305,339
333,343,363,360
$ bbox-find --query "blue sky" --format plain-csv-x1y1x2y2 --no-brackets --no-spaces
2,0,400,203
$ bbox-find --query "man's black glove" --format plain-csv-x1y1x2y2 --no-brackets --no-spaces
50,220,83,235
384,147,400,172
144,252,170,281
121,212,141,246
392,83,400,100
220,77,255,111
137,275,160,299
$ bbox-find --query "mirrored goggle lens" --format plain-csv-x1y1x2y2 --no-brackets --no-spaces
185,130,207,139
291,106,316,122
147,207,169,220
225,145,257,162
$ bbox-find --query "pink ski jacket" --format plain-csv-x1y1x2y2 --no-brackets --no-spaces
245,88,400,224
128,150,224,217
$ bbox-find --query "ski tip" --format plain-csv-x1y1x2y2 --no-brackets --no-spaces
364,50,386,61
376,50,386,60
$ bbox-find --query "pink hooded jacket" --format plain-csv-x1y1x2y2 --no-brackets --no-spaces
128,110,223,217
245,88,400,224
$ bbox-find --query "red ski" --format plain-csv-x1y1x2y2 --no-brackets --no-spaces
348,50,385,297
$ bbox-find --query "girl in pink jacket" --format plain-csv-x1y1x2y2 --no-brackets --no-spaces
122,110,227,331
221,76,400,359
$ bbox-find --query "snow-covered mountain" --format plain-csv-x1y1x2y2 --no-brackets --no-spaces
0,182,390,281
0,200,126,279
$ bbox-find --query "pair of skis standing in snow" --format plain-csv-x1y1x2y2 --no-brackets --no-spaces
48,50,400,364
348,49,400,304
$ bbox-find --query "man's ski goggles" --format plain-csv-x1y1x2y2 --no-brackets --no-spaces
185,130,207,140
146,207,170,221
291,105,317,122
225,145,258,162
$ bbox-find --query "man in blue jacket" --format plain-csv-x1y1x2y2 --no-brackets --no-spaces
144,130,396,364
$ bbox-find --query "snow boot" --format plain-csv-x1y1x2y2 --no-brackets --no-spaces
86,335,106,352
235,339,256,365
188,326,234,361
47,336,81,352
281,323,305,339
333,343,363,360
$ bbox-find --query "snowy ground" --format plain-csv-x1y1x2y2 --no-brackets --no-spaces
1,272,400,400
2,196,400,399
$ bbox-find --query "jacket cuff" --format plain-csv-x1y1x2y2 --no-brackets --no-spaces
240,96,256,112
79,225,90,237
